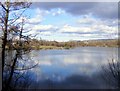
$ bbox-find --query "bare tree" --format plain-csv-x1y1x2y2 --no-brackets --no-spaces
0,1,38,90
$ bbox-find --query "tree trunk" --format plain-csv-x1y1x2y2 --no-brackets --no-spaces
2,2,9,73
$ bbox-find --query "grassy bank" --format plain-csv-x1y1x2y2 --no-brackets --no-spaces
31,46,72,50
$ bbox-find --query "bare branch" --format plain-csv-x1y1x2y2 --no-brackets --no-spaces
0,3,7,11
9,2,32,11
15,63,38,71
8,9,26,25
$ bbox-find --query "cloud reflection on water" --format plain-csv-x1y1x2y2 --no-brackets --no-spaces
24,47,118,88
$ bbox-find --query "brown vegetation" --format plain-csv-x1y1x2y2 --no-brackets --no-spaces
27,39,119,50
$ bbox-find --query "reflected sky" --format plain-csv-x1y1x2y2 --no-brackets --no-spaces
25,47,118,83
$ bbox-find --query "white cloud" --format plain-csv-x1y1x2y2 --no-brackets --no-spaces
95,24,118,34
23,24,58,37
18,8,59,36
59,24,94,33
77,15,98,24
59,15,118,36
52,8,65,16
77,15,118,26
27,16,42,24
33,25,57,31
14,8,49,25
27,8,49,24
57,15,118,40
36,8,50,15
40,31,53,36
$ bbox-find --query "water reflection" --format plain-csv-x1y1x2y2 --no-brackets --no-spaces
25,47,118,88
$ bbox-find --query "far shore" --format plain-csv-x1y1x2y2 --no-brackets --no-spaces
31,45,119,50
30,39,119,50
3,39,120,50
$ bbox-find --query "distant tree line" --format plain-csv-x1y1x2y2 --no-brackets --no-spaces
18,39,120,50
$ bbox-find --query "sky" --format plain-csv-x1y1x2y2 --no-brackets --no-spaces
10,2,118,42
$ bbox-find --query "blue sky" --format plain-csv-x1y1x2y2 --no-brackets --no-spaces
13,2,118,42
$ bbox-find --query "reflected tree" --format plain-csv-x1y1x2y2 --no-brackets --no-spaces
101,59,120,89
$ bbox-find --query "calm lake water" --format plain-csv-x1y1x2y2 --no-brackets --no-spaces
24,47,118,89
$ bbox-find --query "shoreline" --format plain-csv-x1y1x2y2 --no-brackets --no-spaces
31,45,119,50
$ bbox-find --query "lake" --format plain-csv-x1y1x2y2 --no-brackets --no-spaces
22,47,118,89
